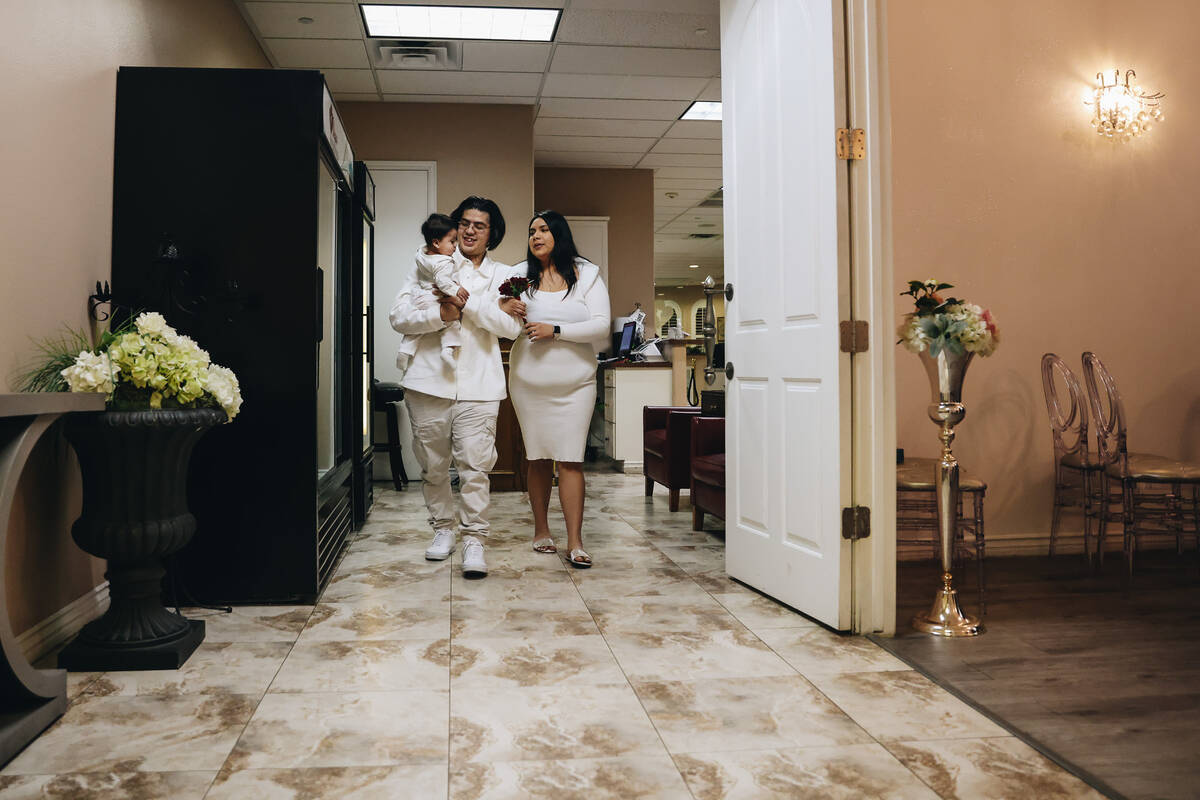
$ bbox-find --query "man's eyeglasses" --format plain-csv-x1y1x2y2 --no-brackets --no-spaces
458,220,490,232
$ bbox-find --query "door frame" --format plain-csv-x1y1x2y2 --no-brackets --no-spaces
844,0,896,634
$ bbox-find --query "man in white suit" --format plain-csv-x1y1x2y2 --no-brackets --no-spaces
389,196,522,577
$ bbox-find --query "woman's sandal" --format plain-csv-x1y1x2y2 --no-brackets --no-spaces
532,537,557,554
567,548,593,569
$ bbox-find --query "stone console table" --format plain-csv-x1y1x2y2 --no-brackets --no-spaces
0,393,104,765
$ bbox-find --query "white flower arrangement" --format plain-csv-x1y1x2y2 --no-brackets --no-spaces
897,279,999,358
59,312,242,421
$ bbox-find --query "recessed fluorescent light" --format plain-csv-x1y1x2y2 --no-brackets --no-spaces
680,101,721,121
688,264,699,269
360,5,561,42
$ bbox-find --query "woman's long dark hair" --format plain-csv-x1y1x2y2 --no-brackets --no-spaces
525,210,586,295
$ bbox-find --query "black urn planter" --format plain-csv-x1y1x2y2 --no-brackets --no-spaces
58,408,226,671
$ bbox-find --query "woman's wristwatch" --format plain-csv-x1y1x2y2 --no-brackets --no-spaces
553,325,561,340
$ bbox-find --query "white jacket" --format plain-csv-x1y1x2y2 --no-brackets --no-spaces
389,249,523,402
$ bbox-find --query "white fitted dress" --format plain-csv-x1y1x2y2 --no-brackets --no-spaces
508,259,611,462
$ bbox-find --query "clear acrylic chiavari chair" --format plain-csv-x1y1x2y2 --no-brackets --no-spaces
1081,352,1200,578
1041,353,1101,562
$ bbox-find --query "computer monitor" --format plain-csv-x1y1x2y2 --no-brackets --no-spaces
617,321,637,356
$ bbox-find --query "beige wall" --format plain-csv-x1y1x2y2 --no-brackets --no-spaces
889,1,1200,551
339,103,535,268
535,168,656,320
1,0,266,636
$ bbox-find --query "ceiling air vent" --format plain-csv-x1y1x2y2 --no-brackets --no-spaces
697,188,723,208
372,40,462,70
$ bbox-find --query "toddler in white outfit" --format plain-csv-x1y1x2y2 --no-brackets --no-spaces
397,213,470,376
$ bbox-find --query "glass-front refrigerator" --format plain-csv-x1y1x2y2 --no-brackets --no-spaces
350,161,376,528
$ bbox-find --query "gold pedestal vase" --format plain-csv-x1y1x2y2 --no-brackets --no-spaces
912,348,985,637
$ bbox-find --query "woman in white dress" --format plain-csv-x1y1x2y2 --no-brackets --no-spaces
501,211,611,567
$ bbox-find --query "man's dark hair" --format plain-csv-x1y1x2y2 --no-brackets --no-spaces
450,196,506,250
420,213,456,247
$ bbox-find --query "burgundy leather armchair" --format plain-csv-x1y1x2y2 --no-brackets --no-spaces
643,406,702,511
690,416,726,530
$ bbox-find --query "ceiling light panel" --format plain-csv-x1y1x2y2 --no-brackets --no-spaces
680,100,721,120
361,5,561,41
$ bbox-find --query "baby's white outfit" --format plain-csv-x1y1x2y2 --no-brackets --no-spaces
397,247,464,376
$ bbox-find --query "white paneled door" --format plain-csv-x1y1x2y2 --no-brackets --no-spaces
721,0,851,630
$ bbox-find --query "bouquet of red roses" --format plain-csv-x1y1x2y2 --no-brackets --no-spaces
498,276,529,299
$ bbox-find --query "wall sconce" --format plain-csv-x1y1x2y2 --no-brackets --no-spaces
1085,69,1164,142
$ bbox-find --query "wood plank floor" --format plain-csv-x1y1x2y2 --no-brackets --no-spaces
876,552,1200,800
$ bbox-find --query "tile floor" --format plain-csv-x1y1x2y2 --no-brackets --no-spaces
0,475,1106,799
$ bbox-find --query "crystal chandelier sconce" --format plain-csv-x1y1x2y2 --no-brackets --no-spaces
1086,69,1164,142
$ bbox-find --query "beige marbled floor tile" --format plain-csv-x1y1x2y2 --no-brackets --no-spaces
710,591,819,634
809,670,1008,743
450,572,582,604
2,693,257,774
0,770,216,799
586,594,745,636
450,755,692,800
269,639,449,693
451,596,598,639
755,628,909,677
448,557,570,583
347,530,442,554
689,569,748,594
229,691,448,769
450,634,625,688
603,627,794,682
180,606,312,643
886,737,1107,800
297,599,451,643
320,562,450,604
66,672,103,701
80,642,291,698
673,744,940,800
206,764,448,799
450,684,665,763
336,548,453,575
655,544,727,574
634,674,872,754
568,565,710,603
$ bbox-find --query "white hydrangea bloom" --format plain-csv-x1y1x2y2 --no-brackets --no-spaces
61,351,119,394
204,364,243,421
134,312,172,337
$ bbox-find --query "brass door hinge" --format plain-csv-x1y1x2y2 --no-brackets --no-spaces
836,128,865,160
839,320,869,354
842,506,871,541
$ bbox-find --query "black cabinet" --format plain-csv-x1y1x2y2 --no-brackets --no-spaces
110,67,357,603
350,161,376,528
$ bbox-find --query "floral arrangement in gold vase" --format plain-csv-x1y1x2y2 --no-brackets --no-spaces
897,280,999,358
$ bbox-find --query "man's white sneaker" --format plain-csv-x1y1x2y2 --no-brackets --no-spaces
425,528,456,561
461,536,488,577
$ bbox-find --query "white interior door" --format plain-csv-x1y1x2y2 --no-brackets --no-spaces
367,161,436,482
722,0,851,630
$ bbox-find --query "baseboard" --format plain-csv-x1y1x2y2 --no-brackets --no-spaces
900,528,1191,560
620,460,644,475
18,583,109,664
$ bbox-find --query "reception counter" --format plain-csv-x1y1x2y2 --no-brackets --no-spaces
601,362,672,472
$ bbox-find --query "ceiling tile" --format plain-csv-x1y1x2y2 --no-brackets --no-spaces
265,38,370,68
698,77,721,101
538,98,688,120
555,10,720,49
244,2,363,38
322,68,377,93
551,45,719,78
653,166,724,180
665,120,721,139
536,151,642,167
656,189,710,207
639,153,722,169
533,117,672,138
655,178,722,191
541,74,707,100
570,0,716,12
535,136,656,153
383,94,535,104
333,92,381,102
461,41,552,72
377,70,543,95
651,138,720,155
